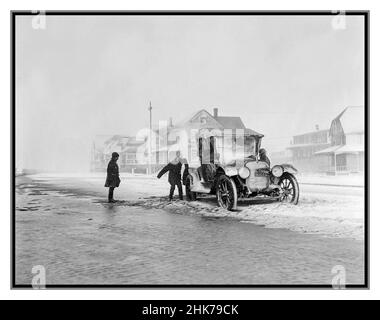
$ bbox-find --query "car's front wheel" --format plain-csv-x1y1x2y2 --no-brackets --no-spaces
278,173,299,204
216,175,238,211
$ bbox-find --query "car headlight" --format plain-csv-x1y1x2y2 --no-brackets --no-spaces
271,165,284,178
238,166,250,179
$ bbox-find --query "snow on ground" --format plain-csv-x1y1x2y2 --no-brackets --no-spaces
297,173,364,187
27,173,365,241
31,171,365,187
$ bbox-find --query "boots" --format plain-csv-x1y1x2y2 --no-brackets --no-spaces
108,187,115,203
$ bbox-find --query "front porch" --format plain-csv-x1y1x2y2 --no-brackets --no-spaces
315,145,364,175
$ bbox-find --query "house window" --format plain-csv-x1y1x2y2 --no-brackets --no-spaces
336,154,346,165
125,153,137,164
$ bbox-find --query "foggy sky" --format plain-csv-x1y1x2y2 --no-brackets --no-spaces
15,14,365,172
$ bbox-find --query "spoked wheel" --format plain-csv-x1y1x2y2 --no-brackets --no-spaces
216,175,238,211
279,173,299,204
185,177,197,201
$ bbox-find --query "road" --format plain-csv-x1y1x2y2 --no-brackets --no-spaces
15,175,365,286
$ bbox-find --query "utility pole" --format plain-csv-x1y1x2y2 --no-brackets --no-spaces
148,101,153,175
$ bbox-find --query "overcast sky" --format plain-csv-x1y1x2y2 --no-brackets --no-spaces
16,14,365,172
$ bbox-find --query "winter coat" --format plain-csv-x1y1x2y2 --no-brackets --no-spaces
104,160,121,188
247,154,271,167
260,155,271,167
157,160,189,185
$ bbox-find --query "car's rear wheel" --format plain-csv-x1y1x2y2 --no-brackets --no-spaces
185,177,197,201
216,175,238,211
279,173,299,204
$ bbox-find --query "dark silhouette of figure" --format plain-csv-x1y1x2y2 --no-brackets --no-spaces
104,152,120,203
157,151,188,201
247,148,271,167
259,148,271,167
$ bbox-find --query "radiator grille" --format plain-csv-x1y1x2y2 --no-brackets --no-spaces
245,161,270,191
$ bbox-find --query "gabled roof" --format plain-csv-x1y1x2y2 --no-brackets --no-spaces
215,116,246,129
293,128,329,138
332,106,364,135
103,135,129,154
93,135,143,154
244,128,264,138
178,108,263,137
188,109,224,129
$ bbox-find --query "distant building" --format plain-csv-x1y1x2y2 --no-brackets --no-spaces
287,127,331,173
91,108,260,173
165,108,260,167
270,149,292,165
91,135,147,173
287,106,364,174
315,106,364,174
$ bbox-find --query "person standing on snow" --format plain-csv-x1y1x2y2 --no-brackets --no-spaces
157,151,188,201
104,152,121,203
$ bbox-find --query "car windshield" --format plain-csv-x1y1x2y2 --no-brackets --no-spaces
244,136,256,158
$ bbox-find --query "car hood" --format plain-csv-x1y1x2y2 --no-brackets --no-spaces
225,158,256,167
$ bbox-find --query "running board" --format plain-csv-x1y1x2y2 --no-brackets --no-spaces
191,182,212,193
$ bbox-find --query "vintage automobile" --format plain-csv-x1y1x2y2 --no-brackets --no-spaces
184,130,299,210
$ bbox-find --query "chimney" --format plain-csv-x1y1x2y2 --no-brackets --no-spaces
169,117,173,127
315,124,319,131
213,107,219,118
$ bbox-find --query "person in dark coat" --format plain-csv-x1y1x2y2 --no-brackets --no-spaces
259,148,271,167
247,148,271,167
157,151,188,201
104,152,121,203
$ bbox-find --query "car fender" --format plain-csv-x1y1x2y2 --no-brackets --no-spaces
280,164,298,175
224,166,238,177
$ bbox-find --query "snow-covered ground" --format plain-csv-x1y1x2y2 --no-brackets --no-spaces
30,171,365,186
27,173,365,241
298,173,364,187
